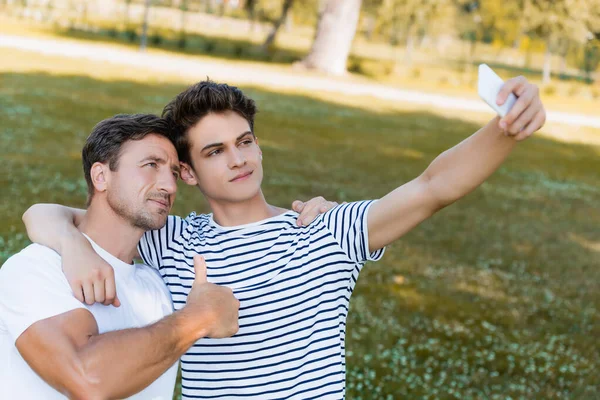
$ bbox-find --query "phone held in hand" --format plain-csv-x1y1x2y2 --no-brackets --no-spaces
478,63,517,117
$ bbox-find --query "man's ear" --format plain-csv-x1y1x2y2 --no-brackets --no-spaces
180,162,198,186
90,162,108,193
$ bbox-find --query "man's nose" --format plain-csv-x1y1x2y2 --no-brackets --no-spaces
157,169,177,195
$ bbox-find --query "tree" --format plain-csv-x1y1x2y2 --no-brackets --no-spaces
374,0,452,67
523,0,589,84
140,0,152,52
178,0,189,48
123,0,132,29
245,0,258,31
262,0,295,49
300,0,363,75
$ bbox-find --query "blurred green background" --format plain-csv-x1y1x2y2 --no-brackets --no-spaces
1,1,599,399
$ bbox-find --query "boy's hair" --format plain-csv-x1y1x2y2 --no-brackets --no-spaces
82,113,173,205
161,80,257,165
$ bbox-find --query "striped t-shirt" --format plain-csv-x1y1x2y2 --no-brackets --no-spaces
138,201,385,399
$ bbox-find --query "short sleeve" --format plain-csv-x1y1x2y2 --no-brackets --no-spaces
320,200,385,264
138,215,188,269
0,245,87,343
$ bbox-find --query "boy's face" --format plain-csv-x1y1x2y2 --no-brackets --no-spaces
183,110,263,203
103,134,179,230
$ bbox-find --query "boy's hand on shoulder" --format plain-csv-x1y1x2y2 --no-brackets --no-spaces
62,235,120,307
292,196,340,227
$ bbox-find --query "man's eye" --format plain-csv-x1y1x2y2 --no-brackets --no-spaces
241,140,253,146
209,149,222,156
146,162,158,168
173,172,180,179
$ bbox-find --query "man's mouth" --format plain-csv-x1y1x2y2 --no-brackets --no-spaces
148,198,170,209
230,171,253,182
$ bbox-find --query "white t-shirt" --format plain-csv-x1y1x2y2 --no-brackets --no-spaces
0,237,177,400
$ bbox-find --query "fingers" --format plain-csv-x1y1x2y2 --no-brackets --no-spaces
506,98,539,135
193,255,208,284
93,279,106,305
496,76,527,106
319,201,338,213
291,200,305,213
70,281,85,303
104,269,119,307
82,282,95,305
515,110,546,141
296,197,336,227
499,85,535,131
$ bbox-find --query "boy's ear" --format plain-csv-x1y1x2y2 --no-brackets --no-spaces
180,162,198,186
90,162,108,193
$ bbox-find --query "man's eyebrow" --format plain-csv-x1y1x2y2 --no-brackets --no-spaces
140,155,165,164
201,131,254,152
140,156,179,172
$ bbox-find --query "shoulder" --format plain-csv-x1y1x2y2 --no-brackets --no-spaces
0,244,71,306
317,200,376,225
0,244,61,279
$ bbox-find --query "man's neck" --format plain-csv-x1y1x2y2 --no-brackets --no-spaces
208,190,286,227
77,202,144,264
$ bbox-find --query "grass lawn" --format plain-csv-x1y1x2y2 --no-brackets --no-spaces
1,48,599,399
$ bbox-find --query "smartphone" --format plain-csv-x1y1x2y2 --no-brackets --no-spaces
478,63,517,117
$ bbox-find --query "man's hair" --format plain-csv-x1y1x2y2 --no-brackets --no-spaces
82,113,173,205
161,80,257,165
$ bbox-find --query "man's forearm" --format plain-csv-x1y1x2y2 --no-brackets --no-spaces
78,309,204,399
423,116,516,207
23,204,86,253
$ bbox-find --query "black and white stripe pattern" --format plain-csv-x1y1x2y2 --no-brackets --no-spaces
138,201,384,399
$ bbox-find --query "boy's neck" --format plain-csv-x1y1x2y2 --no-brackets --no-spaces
208,190,287,227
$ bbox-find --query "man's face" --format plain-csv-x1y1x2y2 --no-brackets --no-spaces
185,110,263,203
105,134,179,231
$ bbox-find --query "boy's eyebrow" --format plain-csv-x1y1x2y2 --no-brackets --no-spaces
201,131,253,151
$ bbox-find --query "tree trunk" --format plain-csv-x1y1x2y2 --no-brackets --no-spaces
140,0,151,52
245,0,256,32
543,40,552,84
123,0,131,28
178,0,187,47
300,0,362,75
262,0,294,49
404,18,416,67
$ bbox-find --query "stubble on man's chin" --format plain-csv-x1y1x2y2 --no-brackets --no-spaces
107,192,165,231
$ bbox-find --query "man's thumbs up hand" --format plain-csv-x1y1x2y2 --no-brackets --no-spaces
185,254,239,339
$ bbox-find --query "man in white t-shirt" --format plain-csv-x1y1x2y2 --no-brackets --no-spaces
0,114,240,399
23,77,546,398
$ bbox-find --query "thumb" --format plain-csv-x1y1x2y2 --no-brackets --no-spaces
193,255,207,284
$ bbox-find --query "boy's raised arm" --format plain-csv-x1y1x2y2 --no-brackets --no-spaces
367,76,546,252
